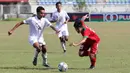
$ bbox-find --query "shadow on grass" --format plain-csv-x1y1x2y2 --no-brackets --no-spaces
0,66,87,70
0,66,53,70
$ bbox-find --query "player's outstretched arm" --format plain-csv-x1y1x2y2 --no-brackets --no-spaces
8,21,24,36
50,25,60,34
70,37,87,47
81,14,89,21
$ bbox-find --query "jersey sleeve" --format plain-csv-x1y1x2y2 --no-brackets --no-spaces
45,18,52,27
23,17,31,25
65,11,70,20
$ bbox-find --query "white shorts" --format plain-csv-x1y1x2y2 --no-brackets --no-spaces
28,36,46,46
58,29,69,37
56,24,69,37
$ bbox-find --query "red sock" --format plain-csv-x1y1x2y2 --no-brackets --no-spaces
91,57,96,66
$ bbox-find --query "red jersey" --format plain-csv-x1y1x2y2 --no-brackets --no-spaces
81,25,100,42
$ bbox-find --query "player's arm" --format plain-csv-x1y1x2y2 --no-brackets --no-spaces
64,17,70,24
70,36,88,46
45,18,60,34
8,21,24,36
81,14,89,21
50,25,60,34
64,12,70,24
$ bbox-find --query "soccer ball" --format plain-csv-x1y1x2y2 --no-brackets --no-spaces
58,62,68,72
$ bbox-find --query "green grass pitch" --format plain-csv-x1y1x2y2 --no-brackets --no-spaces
0,21,130,73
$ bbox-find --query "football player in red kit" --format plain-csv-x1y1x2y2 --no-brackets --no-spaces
70,14,100,69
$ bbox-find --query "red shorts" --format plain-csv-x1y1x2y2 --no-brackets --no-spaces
79,38,100,56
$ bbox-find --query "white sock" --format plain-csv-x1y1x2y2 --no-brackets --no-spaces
34,49,39,59
61,42,66,51
42,53,48,64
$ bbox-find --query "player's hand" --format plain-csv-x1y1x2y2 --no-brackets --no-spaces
8,30,13,36
63,21,67,24
84,14,89,18
69,43,77,47
56,30,60,35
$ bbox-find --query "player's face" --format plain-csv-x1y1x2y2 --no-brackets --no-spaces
56,4,62,11
37,10,45,19
75,27,82,33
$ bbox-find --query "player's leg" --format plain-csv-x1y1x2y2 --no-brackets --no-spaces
59,36,66,53
89,54,96,69
58,30,67,53
63,27,69,42
89,41,99,69
64,36,68,41
32,42,41,66
78,42,91,57
40,44,50,67
78,38,93,57
62,35,68,53
64,25,69,42
61,29,69,53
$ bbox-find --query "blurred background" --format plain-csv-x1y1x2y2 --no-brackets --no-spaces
0,0,130,22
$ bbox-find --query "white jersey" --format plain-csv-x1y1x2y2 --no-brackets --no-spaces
23,16,52,45
51,10,70,37
52,10,70,30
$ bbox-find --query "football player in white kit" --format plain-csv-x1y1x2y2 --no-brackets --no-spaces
51,2,70,53
8,6,59,67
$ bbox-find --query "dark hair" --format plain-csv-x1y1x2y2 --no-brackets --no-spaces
36,6,45,13
74,18,82,28
56,1,62,6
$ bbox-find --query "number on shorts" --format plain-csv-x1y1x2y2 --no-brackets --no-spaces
79,45,84,50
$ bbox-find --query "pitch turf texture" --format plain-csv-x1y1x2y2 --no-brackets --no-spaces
0,21,130,73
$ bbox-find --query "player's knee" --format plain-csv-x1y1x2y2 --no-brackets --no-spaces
36,49,40,52
41,45,47,53
59,37,64,42
65,37,68,41
90,53,96,58
42,49,46,53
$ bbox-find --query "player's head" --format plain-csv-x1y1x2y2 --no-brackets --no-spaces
56,2,62,11
74,18,83,33
36,6,45,19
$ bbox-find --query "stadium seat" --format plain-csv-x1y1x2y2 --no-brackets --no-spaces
61,0,66,4
113,0,118,4
121,0,127,4
125,0,129,4
72,0,77,4
87,0,96,4
52,0,57,4
129,0,130,4
92,0,97,4
106,0,114,4
116,0,121,4
87,0,92,4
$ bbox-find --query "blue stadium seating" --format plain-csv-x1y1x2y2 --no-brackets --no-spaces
88,0,97,4
106,0,129,4
37,0,130,5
